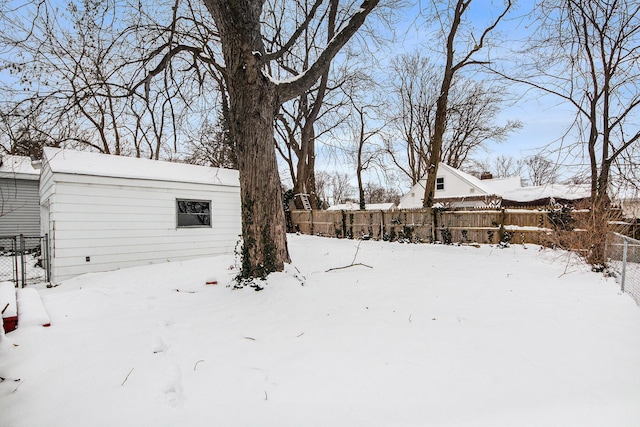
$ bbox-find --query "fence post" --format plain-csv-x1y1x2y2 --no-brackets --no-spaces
12,236,18,288
44,233,51,283
621,237,628,293
19,234,26,288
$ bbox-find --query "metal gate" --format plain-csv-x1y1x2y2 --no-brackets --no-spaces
0,234,50,287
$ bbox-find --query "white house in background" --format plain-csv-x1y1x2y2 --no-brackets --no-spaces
327,201,395,211
398,163,522,209
0,155,41,237
398,163,593,209
40,147,241,283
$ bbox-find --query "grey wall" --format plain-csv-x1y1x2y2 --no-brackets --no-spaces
0,178,40,237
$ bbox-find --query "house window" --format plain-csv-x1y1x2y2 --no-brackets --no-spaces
177,199,211,228
436,177,445,191
470,188,475,194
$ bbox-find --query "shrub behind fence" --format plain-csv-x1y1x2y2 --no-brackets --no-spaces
290,208,564,245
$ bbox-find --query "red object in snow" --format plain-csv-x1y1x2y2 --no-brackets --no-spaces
2,316,18,333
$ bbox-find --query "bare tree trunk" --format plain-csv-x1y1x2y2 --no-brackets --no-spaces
207,0,290,278
231,75,291,278
422,72,452,208
205,0,378,278
420,0,512,207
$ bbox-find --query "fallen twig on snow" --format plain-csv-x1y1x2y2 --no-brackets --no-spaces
325,263,372,272
12,380,24,393
193,360,205,371
325,239,373,272
121,368,134,386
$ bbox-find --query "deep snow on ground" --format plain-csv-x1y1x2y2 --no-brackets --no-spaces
1,234,639,427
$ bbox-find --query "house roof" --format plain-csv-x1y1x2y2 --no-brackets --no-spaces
0,155,40,180
437,163,499,196
502,184,591,204
42,147,239,187
481,176,522,195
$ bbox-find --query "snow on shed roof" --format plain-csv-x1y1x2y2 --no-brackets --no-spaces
502,184,591,203
43,147,239,187
0,154,40,180
480,176,522,195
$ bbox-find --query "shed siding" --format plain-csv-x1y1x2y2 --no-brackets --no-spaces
44,172,241,283
0,178,40,236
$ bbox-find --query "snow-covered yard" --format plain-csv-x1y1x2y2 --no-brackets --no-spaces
1,234,639,426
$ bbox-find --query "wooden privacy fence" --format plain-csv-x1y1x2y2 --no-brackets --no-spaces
289,208,590,245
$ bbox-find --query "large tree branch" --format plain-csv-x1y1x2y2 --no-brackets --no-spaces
263,0,325,62
276,0,379,103
452,0,512,73
131,44,224,96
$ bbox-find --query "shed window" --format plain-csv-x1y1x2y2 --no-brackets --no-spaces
177,199,211,228
436,177,445,191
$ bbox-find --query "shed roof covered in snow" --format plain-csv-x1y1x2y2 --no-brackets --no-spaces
502,184,591,205
42,147,238,187
0,154,40,180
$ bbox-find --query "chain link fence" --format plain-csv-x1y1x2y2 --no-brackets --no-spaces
0,235,49,287
605,232,640,305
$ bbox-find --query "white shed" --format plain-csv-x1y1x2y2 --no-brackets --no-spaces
40,148,241,283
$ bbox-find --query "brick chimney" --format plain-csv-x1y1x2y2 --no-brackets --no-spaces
480,172,493,180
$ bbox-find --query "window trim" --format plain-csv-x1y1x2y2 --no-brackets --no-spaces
436,176,445,191
176,199,212,228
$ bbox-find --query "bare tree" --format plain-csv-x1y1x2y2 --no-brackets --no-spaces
421,0,513,207
183,111,237,168
463,155,525,180
335,74,387,210
492,0,640,264
204,0,381,278
270,0,339,210
0,0,201,159
525,155,558,186
386,50,518,193
442,80,522,169
328,172,355,205
492,155,525,180
515,0,640,208
364,182,400,204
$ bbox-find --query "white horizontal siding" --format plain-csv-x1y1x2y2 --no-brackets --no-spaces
46,169,240,283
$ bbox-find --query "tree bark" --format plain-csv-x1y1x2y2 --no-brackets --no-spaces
206,0,290,278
